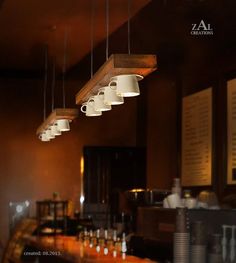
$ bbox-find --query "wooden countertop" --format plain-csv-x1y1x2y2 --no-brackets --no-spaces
24,235,157,263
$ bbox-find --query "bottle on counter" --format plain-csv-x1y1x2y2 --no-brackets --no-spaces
96,229,101,253
103,229,108,255
83,228,89,246
172,178,182,197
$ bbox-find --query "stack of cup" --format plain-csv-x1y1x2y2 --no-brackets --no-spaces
190,221,207,263
208,234,223,263
174,207,190,263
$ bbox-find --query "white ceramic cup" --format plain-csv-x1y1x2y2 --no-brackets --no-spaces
93,93,112,111
99,86,124,105
167,193,183,208
39,133,50,141
45,129,55,139
50,124,61,136
185,198,198,209
109,74,143,97
81,98,102,117
56,119,70,131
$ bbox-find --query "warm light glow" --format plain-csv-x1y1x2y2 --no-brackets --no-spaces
16,205,23,213
80,156,84,175
80,195,85,204
25,200,30,207
129,188,145,192
80,156,84,216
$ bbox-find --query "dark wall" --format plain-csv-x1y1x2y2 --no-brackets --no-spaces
1,0,236,248
0,78,137,244
71,0,236,193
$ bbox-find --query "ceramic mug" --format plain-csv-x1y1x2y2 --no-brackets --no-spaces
45,129,55,139
93,93,111,111
56,119,70,132
81,98,102,117
50,124,61,136
98,86,124,105
39,132,50,141
109,74,143,97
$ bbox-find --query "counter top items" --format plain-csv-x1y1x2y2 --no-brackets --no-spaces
198,191,219,208
171,178,182,197
190,221,206,263
36,200,68,235
24,235,157,263
208,233,223,263
221,225,236,263
174,207,190,263
167,193,183,209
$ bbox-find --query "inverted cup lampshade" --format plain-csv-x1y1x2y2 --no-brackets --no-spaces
56,119,70,132
99,86,124,105
50,124,62,136
39,132,50,142
109,74,143,97
46,129,55,139
81,100,102,117
94,94,112,111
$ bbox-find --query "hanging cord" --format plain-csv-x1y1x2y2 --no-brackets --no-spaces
43,46,48,121
127,0,131,55
62,28,68,108
51,59,56,111
90,0,95,78
105,0,109,60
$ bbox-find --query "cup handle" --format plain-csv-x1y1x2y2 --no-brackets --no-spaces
81,104,86,113
98,88,105,95
108,80,117,90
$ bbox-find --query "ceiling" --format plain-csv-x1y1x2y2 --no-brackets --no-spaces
0,0,150,72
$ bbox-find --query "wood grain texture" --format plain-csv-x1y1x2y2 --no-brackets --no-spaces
75,54,157,105
36,108,79,135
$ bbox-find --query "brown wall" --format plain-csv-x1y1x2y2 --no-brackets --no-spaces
0,78,137,244
1,0,236,249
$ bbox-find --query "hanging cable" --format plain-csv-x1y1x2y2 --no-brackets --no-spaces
43,46,48,121
106,0,109,60
127,0,131,55
51,59,56,111
62,28,68,108
90,0,95,78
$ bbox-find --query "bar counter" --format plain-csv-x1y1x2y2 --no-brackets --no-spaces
24,235,157,263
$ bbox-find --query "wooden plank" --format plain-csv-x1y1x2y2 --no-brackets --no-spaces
75,54,157,105
36,108,78,135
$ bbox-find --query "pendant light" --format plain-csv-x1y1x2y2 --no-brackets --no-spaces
49,60,61,136
54,29,71,132
38,46,50,142
36,30,78,140
75,0,157,106
80,0,103,116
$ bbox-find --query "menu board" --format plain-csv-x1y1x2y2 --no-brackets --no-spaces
227,79,236,185
181,88,212,186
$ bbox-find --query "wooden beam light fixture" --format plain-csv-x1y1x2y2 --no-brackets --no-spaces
37,31,79,142
36,108,78,139
75,53,157,106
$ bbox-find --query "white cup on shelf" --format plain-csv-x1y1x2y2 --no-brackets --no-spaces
108,74,143,97
99,86,124,105
81,98,102,117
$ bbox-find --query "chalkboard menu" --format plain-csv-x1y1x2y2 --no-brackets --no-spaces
227,79,236,185
181,88,212,186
